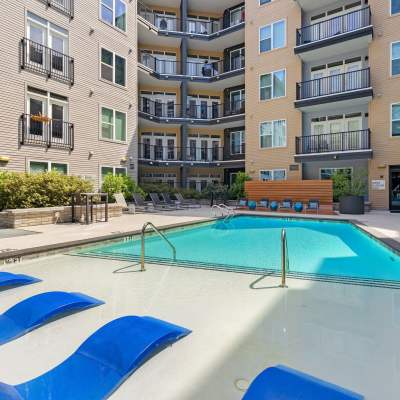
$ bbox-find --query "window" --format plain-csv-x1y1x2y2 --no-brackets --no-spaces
259,20,285,53
260,169,286,181
260,0,272,5
260,120,286,148
392,42,400,76
101,166,127,181
29,161,68,174
320,168,352,180
392,0,400,15
392,103,400,136
101,48,126,86
100,0,127,31
230,131,245,154
260,70,286,100
101,107,127,142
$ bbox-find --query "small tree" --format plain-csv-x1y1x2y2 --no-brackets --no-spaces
332,169,368,202
228,172,251,200
102,174,145,202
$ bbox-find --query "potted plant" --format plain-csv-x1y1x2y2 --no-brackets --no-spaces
332,169,368,215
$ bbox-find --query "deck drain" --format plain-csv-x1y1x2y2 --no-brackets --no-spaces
235,378,250,392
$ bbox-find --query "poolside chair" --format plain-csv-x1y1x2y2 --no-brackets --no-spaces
175,193,202,208
306,199,320,214
280,199,293,211
0,316,191,399
0,272,40,290
242,365,363,400
149,193,177,210
132,193,156,213
258,198,269,209
0,291,103,345
114,193,136,214
237,199,248,208
161,193,185,209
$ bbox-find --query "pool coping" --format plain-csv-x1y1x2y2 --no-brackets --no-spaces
1,213,399,265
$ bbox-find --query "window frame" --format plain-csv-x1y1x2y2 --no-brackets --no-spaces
28,160,69,174
391,102,400,137
259,19,286,54
259,69,286,101
391,41,400,77
100,165,127,182
100,46,127,87
259,169,287,181
259,119,287,149
99,0,127,32
259,0,272,6
100,106,127,143
391,0,400,16
319,167,353,180
230,130,245,155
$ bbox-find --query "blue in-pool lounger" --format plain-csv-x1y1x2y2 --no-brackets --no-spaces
0,272,40,290
0,316,191,400
0,291,103,345
243,365,364,400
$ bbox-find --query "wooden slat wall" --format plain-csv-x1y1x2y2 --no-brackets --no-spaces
245,180,333,206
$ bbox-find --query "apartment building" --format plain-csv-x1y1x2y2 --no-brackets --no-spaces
137,0,245,191
0,0,138,188
246,0,400,211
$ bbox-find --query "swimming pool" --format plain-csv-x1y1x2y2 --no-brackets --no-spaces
78,216,400,286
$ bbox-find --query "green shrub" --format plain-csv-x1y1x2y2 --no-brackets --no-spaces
332,169,368,202
0,171,93,210
228,172,251,200
102,174,146,202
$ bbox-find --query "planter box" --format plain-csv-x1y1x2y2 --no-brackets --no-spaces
0,204,123,229
339,195,365,215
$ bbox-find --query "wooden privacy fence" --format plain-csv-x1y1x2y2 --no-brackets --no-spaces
245,180,333,209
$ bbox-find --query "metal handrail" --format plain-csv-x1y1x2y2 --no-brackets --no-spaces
212,204,235,218
280,229,288,288
140,222,176,271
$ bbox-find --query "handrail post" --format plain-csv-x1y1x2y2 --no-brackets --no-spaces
280,229,288,288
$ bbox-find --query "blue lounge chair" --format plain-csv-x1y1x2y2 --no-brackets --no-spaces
0,272,40,290
0,291,103,345
243,365,363,400
258,199,269,209
0,316,191,399
306,199,320,214
280,199,293,210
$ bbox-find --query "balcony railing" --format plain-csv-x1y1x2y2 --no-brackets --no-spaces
20,114,74,150
39,0,74,18
139,97,245,119
21,38,74,85
139,143,224,162
296,7,371,46
139,52,245,77
296,68,370,100
295,129,371,155
137,1,244,34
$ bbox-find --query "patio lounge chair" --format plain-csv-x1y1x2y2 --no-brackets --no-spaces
0,316,191,399
161,193,185,209
114,193,136,214
280,199,293,210
306,199,320,214
131,193,157,213
0,291,103,345
150,193,177,210
242,365,363,400
175,193,202,208
0,272,40,290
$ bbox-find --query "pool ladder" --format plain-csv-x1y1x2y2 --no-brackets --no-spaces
140,222,176,271
211,204,235,221
280,229,289,288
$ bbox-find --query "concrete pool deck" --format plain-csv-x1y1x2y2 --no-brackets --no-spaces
0,208,399,263
0,252,399,399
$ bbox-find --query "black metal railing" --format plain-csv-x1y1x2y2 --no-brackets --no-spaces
296,68,370,100
139,52,245,77
39,0,74,18
20,114,74,150
139,143,224,162
297,7,371,46
137,1,244,34
295,129,371,154
139,97,245,120
21,38,74,85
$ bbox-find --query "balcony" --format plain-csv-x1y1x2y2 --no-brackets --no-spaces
138,52,244,85
295,129,372,162
138,143,225,165
21,38,74,85
139,97,245,127
39,0,74,18
295,7,373,61
20,114,74,150
295,68,372,111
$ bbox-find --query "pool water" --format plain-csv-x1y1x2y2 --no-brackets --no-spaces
79,216,400,284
